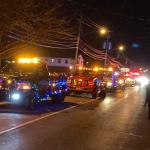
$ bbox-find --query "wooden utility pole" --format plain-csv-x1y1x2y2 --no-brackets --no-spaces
75,13,82,71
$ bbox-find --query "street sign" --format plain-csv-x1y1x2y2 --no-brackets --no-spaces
103,41,112,50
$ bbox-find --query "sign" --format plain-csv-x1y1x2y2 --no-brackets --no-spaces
103,41,112,50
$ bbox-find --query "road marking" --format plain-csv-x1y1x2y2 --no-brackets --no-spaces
0,99,95,136
0,101,10,105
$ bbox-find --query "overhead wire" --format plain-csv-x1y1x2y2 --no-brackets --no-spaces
9,29,77,44
8,35,77,49
9,32,77,48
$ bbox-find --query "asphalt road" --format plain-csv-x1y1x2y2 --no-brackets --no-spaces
0,86,150,150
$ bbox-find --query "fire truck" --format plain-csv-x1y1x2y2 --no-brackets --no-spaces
104,71,126,91
0,57,68,109
124,72,135,87
67,70,106,99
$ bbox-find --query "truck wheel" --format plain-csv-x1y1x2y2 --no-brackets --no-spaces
92,91,97,99
0,94,6,100
0,92,7,101
67,91,71,96
24,96,34,110
52,94,65,103
51,95,58,103
99,90,106,99
60,94,65,103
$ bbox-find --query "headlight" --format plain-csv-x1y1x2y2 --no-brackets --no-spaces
12,93,20,101
136,76,149,86
52,83,56,87
107,82,112,87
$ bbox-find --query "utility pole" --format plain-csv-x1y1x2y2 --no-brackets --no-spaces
104,32,110,67
75,13,82,71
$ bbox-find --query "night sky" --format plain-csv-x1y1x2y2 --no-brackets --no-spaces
67,0,150,66
2,0,150,67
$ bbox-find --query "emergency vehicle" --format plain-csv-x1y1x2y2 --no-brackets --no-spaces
0,57,68,109
101,69,126,91
124,72,135,86
67,70,106,99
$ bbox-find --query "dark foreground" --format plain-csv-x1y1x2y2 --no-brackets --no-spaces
0,86,150,150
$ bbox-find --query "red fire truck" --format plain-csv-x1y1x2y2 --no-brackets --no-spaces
67,74,106,99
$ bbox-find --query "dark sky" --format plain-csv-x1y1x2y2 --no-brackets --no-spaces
67,0,150,66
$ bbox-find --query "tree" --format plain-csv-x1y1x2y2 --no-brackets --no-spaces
0,0,76,59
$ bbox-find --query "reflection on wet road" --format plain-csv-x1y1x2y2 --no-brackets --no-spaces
0,86,150,150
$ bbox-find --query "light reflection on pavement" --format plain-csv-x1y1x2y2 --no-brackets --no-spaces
0,87,146,132
0,86,150,150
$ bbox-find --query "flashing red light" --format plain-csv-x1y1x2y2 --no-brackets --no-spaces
130,68,141,76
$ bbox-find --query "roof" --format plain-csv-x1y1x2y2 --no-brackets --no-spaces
40,49,75,58
7,44,76,59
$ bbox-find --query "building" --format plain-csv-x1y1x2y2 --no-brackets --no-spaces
41,57,74,67
41,55,84,72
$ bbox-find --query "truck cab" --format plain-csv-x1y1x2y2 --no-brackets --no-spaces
0,58,68,109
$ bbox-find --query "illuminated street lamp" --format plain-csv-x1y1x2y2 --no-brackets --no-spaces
117,44,125,59
99,27,110,67
99,27,108,36
118,45,125,52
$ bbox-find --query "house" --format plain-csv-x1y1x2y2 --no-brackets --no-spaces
41,55,84,73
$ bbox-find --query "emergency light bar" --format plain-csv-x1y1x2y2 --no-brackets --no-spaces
18,58,40,64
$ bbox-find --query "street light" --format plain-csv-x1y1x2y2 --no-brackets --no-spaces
117,45,125,59
99,27,108,36
118,45,125,52
99,27,110,67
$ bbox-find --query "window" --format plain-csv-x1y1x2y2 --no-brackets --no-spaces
65,59,68,64
58,59,61,63
51,59,54,62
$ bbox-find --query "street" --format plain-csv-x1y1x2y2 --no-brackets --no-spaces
0,1,150,150
0,86,149,150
